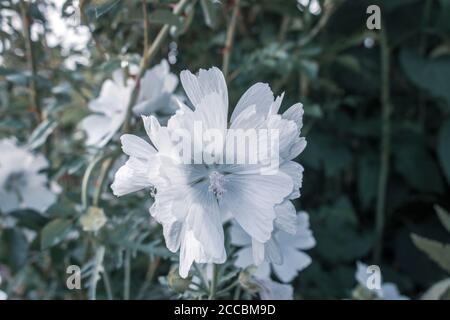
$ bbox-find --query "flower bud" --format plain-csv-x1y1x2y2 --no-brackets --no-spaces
167,267,192,293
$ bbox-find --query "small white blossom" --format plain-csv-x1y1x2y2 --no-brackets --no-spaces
231,212,315,283
0,138,56,213
111,66,306,278
80,69,134,148
132,59,179,117
81,60,179,148
355,261,409,300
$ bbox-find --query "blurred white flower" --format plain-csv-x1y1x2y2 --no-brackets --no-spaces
355,262,409,300
132,59,179,117
80,70,134,148
297,0,321,15
0,138,56,213
0,274,6,300
81,61,180,148
111,66,306,278
254,277,293,300
231,212,315,283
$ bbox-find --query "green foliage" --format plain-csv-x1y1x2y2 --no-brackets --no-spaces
0,0,450,300
411,234,450,274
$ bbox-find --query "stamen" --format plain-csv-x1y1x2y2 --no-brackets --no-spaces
208,171,226,199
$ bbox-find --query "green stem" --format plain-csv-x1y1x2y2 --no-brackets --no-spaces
81,153,107,210
374,25,391,264
93,156,114,206
222,0,240,80
102,267,114,300
194,263,210,292
20,2,41,123
208,264,218,300
123,249,131,300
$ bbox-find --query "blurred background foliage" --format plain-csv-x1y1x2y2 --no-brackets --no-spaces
0,0,450,299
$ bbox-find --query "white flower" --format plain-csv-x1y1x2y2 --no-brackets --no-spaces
81,61,179,148
231,212,315,283
132,59,179,117
0,138,56,213
80,69,134,148
254,277,293,300
111,66,306,278
0,290,6,300
355,262,409,300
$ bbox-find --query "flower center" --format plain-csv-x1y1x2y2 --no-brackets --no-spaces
208,171,226,199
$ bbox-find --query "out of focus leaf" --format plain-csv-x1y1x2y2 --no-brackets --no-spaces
394,141,444,194
421,278,450,300
411,233,450,273
26,118,57,150
200,0,218,29
149,9,182,27
435,205,450,233
41,219,73,250
2,229,29,270
400,49,450,108
438,118,450,184
94,0,120,18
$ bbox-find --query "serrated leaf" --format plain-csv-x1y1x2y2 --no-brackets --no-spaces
435,205,450,233
438,118,450,184
411,233,450,273
26,118,57,150
41,219,73,250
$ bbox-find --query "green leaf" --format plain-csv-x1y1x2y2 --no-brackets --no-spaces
411,233,450,273
41,219,73,250
26,118,57,150
2,229,29,270
438,118,450,184
200,0,219,29
94,0,120,18
394,141,444,194
149,9,182,27
400,49,450,108
435,205,450,233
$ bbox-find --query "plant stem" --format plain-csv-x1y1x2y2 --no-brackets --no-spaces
81,153,110,210
123,249,131,300
142,0,150,54
222,0,240,80
208,264,218,300
88,246,105,300
374,25,391,264
102,267,114,300
20,2,42,123
93,156,114,206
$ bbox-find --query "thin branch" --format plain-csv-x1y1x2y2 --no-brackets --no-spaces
20,2,42,123
222,0,240,80
142,0,150,54
121,0,191,133
373,25,391,264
